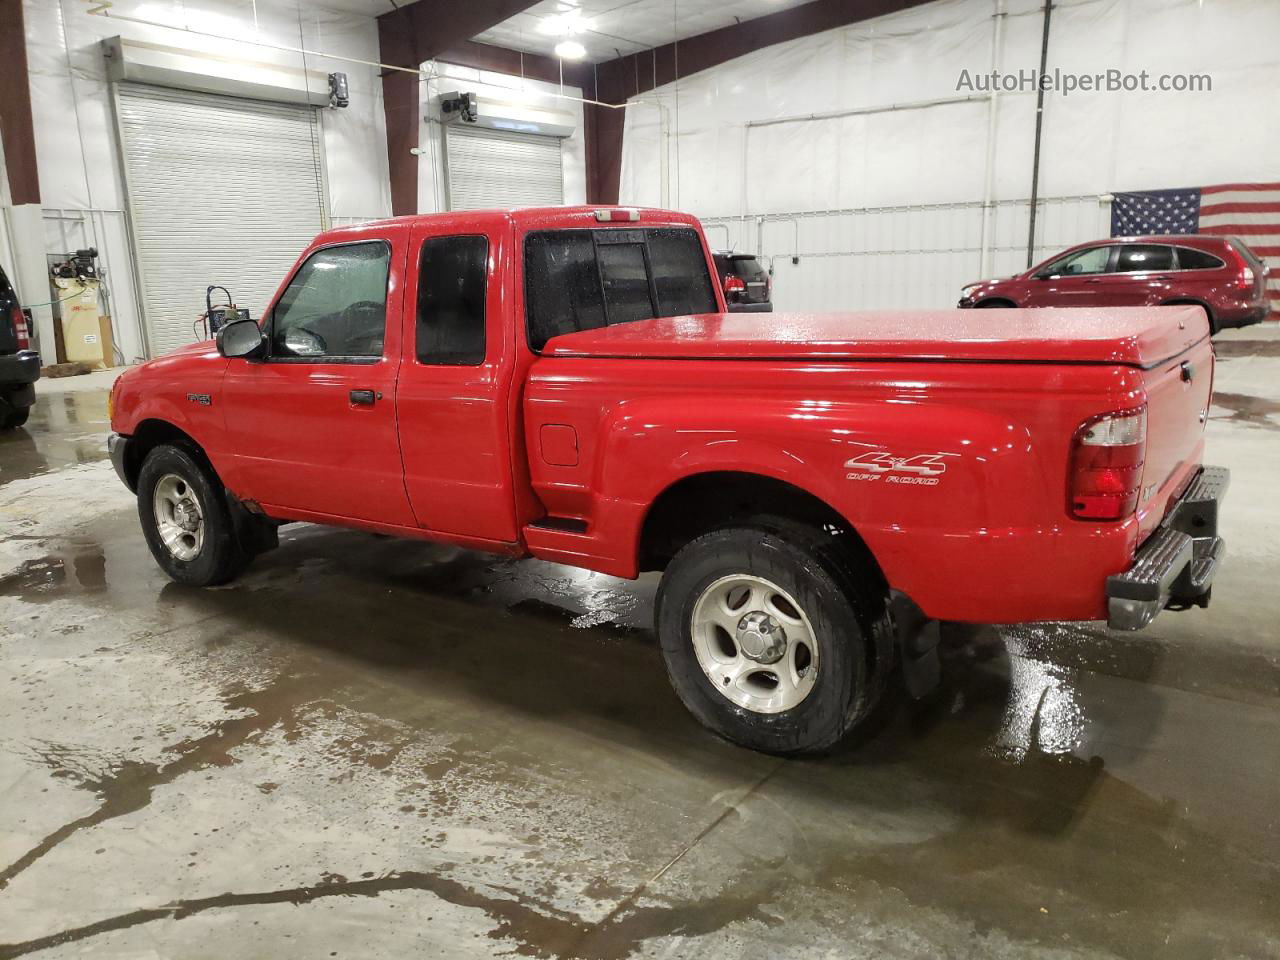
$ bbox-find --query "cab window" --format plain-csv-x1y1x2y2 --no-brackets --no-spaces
1115,245,1175,273
1042,246,1111,276
1175,247,1225,270
271,241,390,360
525,227,717,351
417,235,488,365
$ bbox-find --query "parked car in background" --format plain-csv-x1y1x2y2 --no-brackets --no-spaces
958,235,1271,332
712,251,772,312
0,262,39,430
107,207,1227,756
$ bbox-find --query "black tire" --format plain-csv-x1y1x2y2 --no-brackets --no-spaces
976,299,1015,308
136,444,250,586
656,517,893,755
0,404,29,430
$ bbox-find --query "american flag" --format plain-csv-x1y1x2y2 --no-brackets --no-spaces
1111,182,1279,320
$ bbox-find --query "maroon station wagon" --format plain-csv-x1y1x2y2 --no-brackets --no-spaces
958,235,1271,332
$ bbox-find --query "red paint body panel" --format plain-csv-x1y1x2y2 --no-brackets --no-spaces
960,234,1271,329
541,306,1207,367
110,206,1217,626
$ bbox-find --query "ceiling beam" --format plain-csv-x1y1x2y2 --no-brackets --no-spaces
377,0,561,215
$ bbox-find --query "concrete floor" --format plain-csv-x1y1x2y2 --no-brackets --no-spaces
1,333,1278,959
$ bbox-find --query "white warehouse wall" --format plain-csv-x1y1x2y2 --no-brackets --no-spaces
21,0,392,363
619,0,1280,312
416,62,587,215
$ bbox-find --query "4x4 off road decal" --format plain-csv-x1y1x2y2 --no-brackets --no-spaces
843,451,958,486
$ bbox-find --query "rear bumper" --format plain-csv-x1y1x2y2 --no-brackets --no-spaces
1106,466,1228,630
0,350,41,389
726,301,773,313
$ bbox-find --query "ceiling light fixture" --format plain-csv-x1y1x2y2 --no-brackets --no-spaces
554,39,587,60
537,11,594,36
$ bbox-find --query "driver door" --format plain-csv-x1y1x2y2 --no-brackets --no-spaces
220,227,416,527
1022,244,1115,306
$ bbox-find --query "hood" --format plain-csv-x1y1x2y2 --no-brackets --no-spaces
542,308,1209,368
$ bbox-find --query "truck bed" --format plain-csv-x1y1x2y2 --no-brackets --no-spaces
543,306,1208,367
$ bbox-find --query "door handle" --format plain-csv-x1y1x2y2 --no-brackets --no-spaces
1085,278,1103,283
350,389,379,406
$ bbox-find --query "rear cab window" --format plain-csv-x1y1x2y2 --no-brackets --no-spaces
524,227,717,351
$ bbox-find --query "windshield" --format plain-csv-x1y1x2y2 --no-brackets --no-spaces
524,227,717,351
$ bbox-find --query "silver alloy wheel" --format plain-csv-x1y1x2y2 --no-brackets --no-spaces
690,574,820,714
152,472,205,562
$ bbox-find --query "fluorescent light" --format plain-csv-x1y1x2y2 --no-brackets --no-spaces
537,11,594,36
554,40,586,59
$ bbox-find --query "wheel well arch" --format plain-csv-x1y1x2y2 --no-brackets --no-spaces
637,471,884,584
120,419,211,490
974,297,1017,308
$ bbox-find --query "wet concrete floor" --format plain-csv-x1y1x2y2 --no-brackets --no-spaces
1,333,1278,959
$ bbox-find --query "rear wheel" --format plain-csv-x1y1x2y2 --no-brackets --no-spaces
137,444,250,586
976,299,1016,308
656,518,893,755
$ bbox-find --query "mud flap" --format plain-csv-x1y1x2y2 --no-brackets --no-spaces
224,491,279,557
890,591,941,699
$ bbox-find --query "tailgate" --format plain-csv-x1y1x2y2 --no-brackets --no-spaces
1138,337,1214,535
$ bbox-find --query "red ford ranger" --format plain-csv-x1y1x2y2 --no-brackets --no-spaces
107,207,1228,755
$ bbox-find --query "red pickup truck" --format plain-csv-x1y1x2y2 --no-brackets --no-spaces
107,207,1228,755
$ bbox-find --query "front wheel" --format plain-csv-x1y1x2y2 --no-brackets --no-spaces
656,519,893,755
137,444,249,586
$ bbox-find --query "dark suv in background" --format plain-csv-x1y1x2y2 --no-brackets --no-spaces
712,251,773,312
0,262,39,429
958,235,1271,332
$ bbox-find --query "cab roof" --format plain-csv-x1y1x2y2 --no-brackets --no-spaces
319,206,703,242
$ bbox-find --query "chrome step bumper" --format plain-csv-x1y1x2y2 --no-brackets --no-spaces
1106,466,1229,631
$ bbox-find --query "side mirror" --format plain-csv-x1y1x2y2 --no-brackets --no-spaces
1033,271,1054,280
216,318,267,359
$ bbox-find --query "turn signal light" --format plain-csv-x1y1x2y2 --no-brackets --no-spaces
1069,408,1146,520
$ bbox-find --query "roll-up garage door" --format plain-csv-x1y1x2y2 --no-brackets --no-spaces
115,83,325,357
444,124,564,211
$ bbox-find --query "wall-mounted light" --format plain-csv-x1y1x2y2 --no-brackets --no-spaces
554,40,586,60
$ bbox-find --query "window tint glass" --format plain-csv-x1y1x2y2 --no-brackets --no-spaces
1115,245,1175,273
525,227,716,351
724,255,767,283
1175,247,1225,270
598,242,654,324
1044,246,1110,276
272,242,389,359
525,231,606,349
417,235,488,365
651,231,719,314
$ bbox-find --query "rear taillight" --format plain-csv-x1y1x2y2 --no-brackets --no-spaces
11,305,29,350
723,275,745,300
1069,408,1146,520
